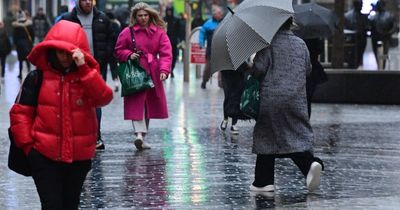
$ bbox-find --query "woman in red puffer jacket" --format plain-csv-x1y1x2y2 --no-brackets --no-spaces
9,20,113,210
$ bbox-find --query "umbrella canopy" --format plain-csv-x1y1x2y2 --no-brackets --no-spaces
293,2,338,39
211,0,294,74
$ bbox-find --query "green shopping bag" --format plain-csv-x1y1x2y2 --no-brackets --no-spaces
240,75,260,119
117,60,154,97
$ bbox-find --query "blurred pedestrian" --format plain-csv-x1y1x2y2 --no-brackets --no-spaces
4,11,15,46
191,13,204,29
61,0,115,150
54,5,69,24
32,7,51,44
219,62,251,135
164,6,180,78
344,0,369,67
114,2,172,150
12,10,34,80
106,11,121,92
249,17,324,193
0,21,12,79
304,38,328,118
199,6,223,89
370,0,396,69
9,20,113,210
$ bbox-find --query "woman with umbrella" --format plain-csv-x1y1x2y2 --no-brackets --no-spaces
249,17,324,192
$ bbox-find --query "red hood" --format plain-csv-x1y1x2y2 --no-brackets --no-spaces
27,20,99,72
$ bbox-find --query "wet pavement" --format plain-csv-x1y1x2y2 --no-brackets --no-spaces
1,53,400,209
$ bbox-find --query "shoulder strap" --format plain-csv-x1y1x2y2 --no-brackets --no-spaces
15,70,43,106
129,27,137,52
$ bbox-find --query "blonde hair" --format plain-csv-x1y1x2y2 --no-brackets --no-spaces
130,2,166,28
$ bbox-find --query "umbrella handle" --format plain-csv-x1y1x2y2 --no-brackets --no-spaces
227,7,234,15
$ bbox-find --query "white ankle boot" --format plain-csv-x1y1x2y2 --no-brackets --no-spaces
134,133,151,150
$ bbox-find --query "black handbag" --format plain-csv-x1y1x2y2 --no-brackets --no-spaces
8,70,42,176
118,27,154,97
8,128,31,176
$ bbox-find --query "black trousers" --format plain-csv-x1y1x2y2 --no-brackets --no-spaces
252,151,316,187
28,149,91,210
1,55,6,77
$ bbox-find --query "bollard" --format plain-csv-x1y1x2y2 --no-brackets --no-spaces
195,64,201,78
377,41,385,70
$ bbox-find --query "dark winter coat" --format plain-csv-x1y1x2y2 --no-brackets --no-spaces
252,30,314,155
0,27,11,56
32,14,51,41
221,63,250,120
12,20,34,61
60,7,115,65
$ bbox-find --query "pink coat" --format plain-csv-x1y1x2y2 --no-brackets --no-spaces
114,24,172,120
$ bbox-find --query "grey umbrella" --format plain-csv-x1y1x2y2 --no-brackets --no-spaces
210,0,294,74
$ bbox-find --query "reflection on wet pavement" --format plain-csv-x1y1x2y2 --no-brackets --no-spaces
1,59,400,209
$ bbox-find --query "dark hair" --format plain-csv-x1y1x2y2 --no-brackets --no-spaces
47,49,77,73
106,11,115,19
60,5,68,13
280,17,293,31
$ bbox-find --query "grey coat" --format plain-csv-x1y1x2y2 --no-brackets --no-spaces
252,30,314,155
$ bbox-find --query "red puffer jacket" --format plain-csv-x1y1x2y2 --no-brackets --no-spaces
9,20,113,163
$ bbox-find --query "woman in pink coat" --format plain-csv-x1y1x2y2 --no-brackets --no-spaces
114,2,172,150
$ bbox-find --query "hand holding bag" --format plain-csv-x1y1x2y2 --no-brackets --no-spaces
240,74,260,120
117,27,154,97
118,59,155,96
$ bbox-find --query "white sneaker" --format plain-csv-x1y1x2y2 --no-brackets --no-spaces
134,135,151,150
306,162,322,191
219,119,228,131
249,184,275,192
230,125,239,135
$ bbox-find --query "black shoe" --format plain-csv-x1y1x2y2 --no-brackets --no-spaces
96,139,105,150
171,72,174,78
201,82,206,89
17,75,22,80
114,85,119,92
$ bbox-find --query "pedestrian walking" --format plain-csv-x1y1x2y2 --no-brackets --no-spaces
344,0,369,67
106,11,121,92
54,5,69,24
12,10,34,80
0,21,12,79
60,0,116,150
32,7,51,43
304,38,328,118
249,17,324,193
164,6,181,78
370,0,396,69
114,2,172,150
219,62,250,135
199,6,223,89
9,20,113,210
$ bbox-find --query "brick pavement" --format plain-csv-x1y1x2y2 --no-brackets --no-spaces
1,60,400,209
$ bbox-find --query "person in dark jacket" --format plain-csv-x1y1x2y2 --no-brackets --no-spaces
304,38,328,118
0,21,12,79
61,0,115,150
9,20,113,210
12,10,34,80
32,7,51,43
370,0,396,69
164,6,181,78
344,0,369,67
106,11,121,92
219,62,251,135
